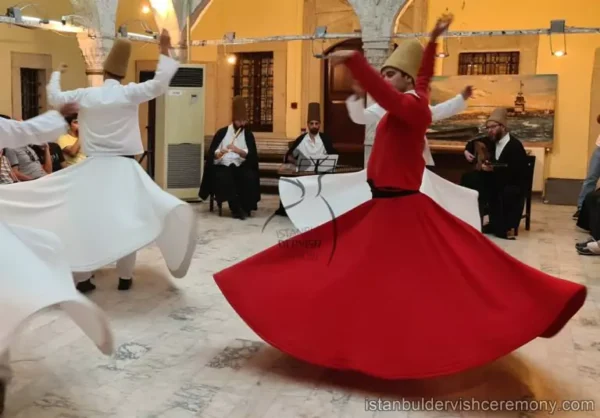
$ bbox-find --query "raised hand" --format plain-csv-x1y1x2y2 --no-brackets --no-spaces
431,13,453,41
461,85,473,100
58,63,68,73
326,49,355,67
159,29,171,49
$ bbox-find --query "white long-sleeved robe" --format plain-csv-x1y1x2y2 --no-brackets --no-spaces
278,93,482,232
0,54,197,279
0,115,114,389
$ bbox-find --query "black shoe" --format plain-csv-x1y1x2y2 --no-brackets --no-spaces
576,238,595,250
232,209,247,220
118,278,133,291
573,209,580,219
0,380,6,415
577,246,600,256
76,279,96,294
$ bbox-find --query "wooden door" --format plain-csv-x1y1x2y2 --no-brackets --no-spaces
323,39,365,167
140,70,156,179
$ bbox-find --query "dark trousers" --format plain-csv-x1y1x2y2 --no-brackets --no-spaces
488,185,525,235
213,164,256,214
461,170,524,235
577,189,600,239
460,170,493,218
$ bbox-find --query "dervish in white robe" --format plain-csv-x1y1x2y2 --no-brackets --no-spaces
0,110,114,414
0,30,197,294
278,93,482,232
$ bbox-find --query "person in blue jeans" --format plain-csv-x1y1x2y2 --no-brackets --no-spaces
574,115,600,219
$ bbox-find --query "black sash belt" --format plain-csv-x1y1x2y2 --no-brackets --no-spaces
368,179,418,199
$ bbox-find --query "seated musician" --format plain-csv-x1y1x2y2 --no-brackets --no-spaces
285,102,337,166
461,108,528,240
199,96,260,220
275,102,337,216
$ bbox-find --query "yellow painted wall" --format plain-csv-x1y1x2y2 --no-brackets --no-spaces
0,0,87,117
428,0,600,180
190,0,304,139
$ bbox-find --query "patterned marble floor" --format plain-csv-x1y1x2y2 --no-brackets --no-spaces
3,196,600,418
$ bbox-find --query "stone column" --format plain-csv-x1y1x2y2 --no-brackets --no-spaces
149,0,214,63
149,0,186,61
76,33,113,87
347,0,410,166
69,0,119,87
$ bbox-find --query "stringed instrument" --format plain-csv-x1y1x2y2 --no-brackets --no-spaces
474,140,491,171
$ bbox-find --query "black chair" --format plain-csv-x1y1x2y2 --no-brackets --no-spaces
516,154,536,234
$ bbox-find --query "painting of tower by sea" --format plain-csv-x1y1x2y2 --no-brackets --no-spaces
428,74,557,148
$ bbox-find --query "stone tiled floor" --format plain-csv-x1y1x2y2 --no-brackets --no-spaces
3,196,600,417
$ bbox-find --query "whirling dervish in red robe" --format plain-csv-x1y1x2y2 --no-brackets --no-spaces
212,16,587,379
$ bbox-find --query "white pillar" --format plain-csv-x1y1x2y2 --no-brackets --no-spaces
70,0,119,87
149,0,215,63
76,34,114,87
347,0,410,166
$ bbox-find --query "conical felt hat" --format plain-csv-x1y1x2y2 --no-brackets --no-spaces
307,102,320,123
381,39,423,80
103,38,132,78
487,108,508,127
232,96,247,121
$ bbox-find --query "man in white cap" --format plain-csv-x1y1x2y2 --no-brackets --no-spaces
0,29,197,294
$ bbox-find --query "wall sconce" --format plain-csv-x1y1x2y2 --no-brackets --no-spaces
118,24,128,37
227,54,236,64
549,19,567,57
312,26,327,58
6,7,23,22
224,31,236,43
436,37,449,58
142,5,151,14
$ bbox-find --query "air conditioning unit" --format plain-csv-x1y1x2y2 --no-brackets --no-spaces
154,63,205,200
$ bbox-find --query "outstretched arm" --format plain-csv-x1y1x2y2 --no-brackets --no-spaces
346,95,385,125
431,93,467,122
343,41,436,124
0,110,73,148
124,29,179,104
329,15,452,125
47,67,86,108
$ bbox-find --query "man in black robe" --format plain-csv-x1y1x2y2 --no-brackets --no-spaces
199,96,260,220
284,103,336,165
275,102,336,216
461,108,528,239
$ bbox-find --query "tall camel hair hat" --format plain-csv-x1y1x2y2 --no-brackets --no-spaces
103,38,132,78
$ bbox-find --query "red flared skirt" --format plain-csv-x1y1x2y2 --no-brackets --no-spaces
213,192,586,379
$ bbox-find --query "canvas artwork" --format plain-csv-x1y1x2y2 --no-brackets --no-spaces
428,74,557,148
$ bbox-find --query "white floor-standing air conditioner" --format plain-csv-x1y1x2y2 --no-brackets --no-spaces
154,63,205,200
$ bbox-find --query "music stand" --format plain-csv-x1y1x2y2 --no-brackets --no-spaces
296,154,338,173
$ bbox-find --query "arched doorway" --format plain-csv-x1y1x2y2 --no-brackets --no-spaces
323,38,365,167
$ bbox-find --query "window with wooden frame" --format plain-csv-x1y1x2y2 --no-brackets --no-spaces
458,52,520,75
232,51,274,132
20,68,43,120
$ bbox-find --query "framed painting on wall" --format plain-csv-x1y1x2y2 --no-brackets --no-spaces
428,74,558,149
